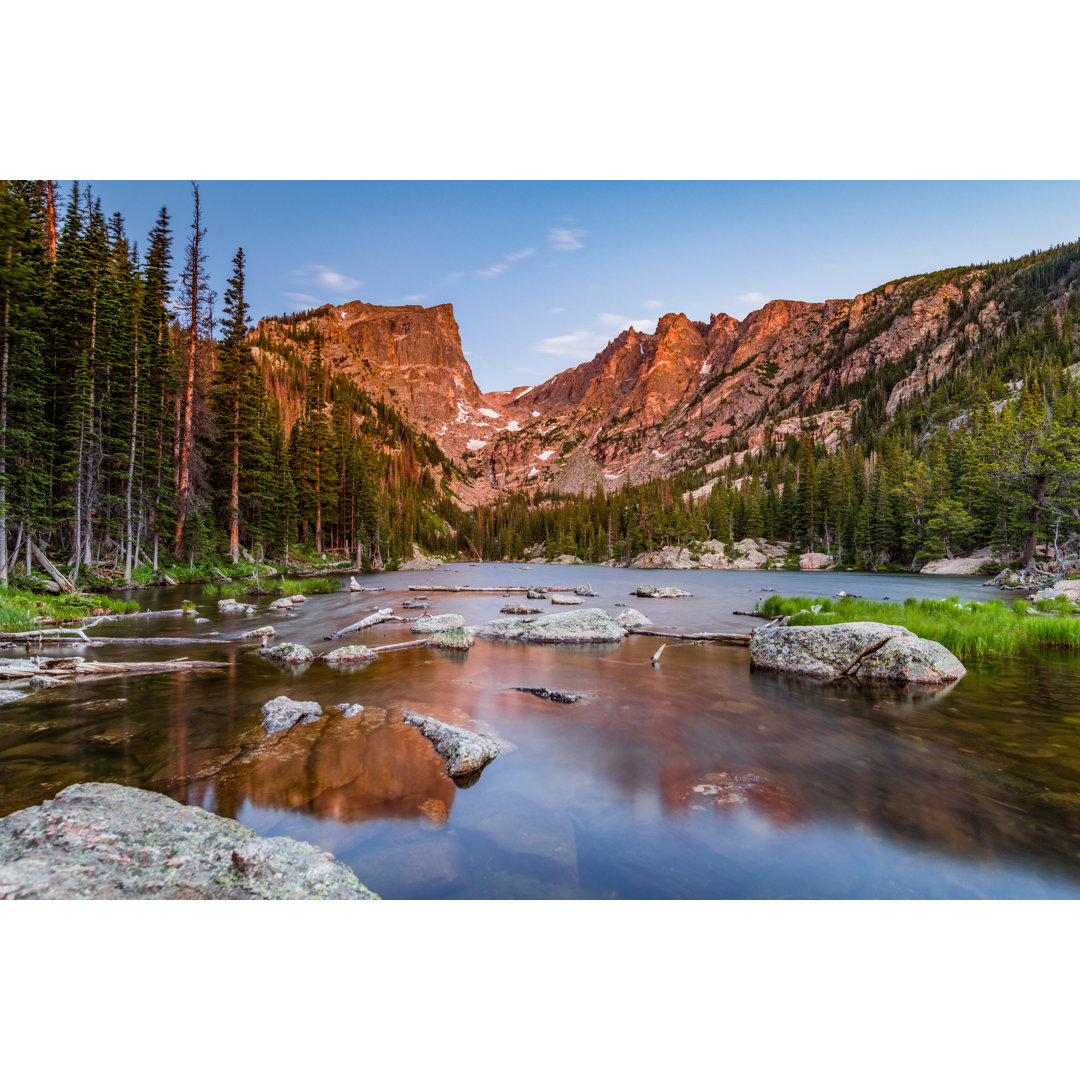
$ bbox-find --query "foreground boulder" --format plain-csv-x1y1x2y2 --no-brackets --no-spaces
0,783,377,900
633,585,692,598
410,613,466,634
749,621,966,684
403,711,511,782
323,644,378,665
470,607,627,644
261,695,323,733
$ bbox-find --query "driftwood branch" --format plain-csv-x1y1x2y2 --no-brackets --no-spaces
0,656,228,683
324,608,404,640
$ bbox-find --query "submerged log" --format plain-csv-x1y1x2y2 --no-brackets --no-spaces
370,640,428,654
630,629,751,645
324,608,404,640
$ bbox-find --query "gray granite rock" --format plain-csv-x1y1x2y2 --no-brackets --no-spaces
258,641,314,665
749,621,966,684
403,711,511,781
0,783,378,899
261,695,323,733
324,644,378,665
470,607,627,644
409,613,467,634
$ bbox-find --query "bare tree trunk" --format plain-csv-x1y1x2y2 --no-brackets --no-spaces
0,240,9,587
124,332,139,580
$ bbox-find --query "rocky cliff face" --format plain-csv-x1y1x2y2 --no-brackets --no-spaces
257,243,1080,500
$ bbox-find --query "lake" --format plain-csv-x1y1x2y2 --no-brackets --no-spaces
2,563,1079,899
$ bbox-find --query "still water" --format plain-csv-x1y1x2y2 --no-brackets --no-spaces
2,563,1080,899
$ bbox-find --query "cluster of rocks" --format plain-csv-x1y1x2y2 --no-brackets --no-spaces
500,603,541,615
269,594,306,610
627,538,792,571
0,783,378,900
633,584,692,598
217,597,255,616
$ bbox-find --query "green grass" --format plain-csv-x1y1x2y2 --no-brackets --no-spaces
204,576,340,600
757,593,1080,659
0,587,140,632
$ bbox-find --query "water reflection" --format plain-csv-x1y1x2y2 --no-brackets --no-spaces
2,565,1080,898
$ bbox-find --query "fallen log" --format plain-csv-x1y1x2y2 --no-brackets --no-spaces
0,656,228,682
84,637,230,646
29,539,74,593
324,608,404,641
630,629,751,645
408,585,575,594
83,608,187,625
370,640,428,654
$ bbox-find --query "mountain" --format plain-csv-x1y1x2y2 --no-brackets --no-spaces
254,241,1080,504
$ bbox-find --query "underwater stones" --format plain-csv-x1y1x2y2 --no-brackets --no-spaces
511,687,582,704
335,703,365,718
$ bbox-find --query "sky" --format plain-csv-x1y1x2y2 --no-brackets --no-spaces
82,180,1080,393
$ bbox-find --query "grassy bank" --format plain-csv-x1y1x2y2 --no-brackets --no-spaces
0,588,140,632
758,594,1080,659
205,577,341,600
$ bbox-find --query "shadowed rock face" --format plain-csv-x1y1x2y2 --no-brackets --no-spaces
0,783,378,899
749,622,966,684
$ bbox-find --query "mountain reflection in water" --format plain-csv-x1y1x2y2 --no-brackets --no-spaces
1,564,1080,899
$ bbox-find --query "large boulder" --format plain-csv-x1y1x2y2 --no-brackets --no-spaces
633,585,692,598
629,546,695,570
0,783,377,899
403,712,511,781
749,622,966,684
261,695,323,733
732,549,768,569
410,613,467,634
1029,579,1080,605
470,607,627,644
920,556,995,575
732,538,760,555
799,552,833,570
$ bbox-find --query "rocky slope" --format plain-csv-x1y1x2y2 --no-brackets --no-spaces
256,242,1080,500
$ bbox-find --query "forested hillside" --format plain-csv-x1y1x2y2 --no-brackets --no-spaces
0,181,464,588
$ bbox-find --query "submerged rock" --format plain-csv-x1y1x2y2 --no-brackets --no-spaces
428,626,475,651
526,588,547,600
335,703,365,718
402,600,430,610
269,597,294,610
217,598,255,616
324,644,378,665
403,711,511,782
0,689,25,705
242,624,278,639
28,675,62,689
616,607,651,629
0,782,377,899
288,594,306,604
500,603,541,615
511,687,583,704
410,613,466,634
574,585,599,596
633,585,692,598
470,607,627,644
749,622,966,684
258,641,314,665
260,695,323,733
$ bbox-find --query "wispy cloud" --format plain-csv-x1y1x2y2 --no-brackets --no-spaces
547,226,585,251
737,291,770,307
292,264,362,295
476,263,509,279
506,247,536,261
595,312,658,334
535,330,608,360
283,291,321,306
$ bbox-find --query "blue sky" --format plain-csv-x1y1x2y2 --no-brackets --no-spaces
83,181,1080,392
